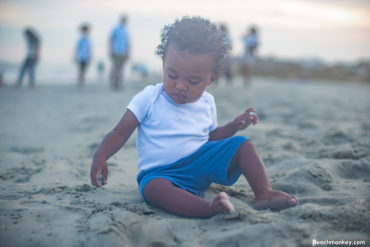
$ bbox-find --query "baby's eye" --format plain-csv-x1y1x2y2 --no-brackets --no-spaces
188,79,201,85
168,73,178,80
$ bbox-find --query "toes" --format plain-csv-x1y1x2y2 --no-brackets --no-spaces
212,192,235,213
225,200,235,212
289,197,298,206
218,192,228,200
220,198,235,212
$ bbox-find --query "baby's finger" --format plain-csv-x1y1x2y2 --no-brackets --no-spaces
246,108,257,114
102,166,108,185
251,114,259,125
90,166,101,187
91,173,102,187
249,111,257,117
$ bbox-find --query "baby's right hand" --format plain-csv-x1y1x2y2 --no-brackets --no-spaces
90,157,108,187
232,108,258,131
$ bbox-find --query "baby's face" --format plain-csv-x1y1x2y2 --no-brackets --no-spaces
163,44,216,104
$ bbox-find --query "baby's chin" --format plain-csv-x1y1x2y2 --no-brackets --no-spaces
169,92,201,104
175,98,200,104
171,93,193,104
171,95,187,104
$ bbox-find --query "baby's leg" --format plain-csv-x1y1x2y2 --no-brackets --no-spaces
143,178,234,218
229,141,298,210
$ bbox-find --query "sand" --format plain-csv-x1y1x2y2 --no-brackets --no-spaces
0,77,369,247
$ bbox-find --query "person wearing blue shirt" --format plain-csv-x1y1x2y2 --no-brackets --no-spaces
75,24,92,87
109,15,130,90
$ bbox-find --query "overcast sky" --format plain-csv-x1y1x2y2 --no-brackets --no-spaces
0,0,369,70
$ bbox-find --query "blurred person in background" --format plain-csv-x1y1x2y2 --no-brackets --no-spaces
97,60,105,82
75,23,92,87
241,25,259,86
216,23,233,84
16,27,41,88
109,15,130,90
131,62,148,79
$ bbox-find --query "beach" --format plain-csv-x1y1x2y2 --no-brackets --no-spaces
0,77,369,247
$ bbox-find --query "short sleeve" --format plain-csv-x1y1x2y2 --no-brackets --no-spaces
209,97,217,132
127,85,157,123
203,92,217,132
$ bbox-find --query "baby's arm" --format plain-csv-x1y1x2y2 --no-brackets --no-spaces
90,110,139,187
209,108,258,141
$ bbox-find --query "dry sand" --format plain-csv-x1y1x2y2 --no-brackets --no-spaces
0,77,369,247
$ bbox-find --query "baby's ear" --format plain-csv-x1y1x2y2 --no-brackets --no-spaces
208,74,217,85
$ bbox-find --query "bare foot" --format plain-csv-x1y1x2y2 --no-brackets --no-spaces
254,190,298,210
210,192,235,214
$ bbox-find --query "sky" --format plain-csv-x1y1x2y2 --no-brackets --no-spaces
0,0,369,73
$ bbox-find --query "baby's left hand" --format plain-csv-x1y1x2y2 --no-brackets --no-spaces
232,108,259,131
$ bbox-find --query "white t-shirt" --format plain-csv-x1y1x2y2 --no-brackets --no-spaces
127,83,217,171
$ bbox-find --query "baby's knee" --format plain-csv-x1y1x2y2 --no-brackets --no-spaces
143,178,172,201
239,140,255,151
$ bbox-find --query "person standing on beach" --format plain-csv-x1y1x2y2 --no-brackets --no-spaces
16,27,41,88
241,26,259,86
91,16,297,218
75,24,92,87
109,15,130,90
97,60,105,82
216,23,233,84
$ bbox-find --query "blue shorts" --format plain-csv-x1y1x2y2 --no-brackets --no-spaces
137,136,250,200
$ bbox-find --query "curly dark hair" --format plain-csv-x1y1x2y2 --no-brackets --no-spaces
156,16,231,76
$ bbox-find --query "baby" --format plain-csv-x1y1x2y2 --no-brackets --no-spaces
90,16,298,218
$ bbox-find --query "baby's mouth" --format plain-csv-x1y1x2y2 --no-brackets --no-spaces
172,92,187,102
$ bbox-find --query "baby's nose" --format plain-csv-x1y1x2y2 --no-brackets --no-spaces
176,79,188,91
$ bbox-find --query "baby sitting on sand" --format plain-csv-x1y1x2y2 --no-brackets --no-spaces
90,16,298,218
